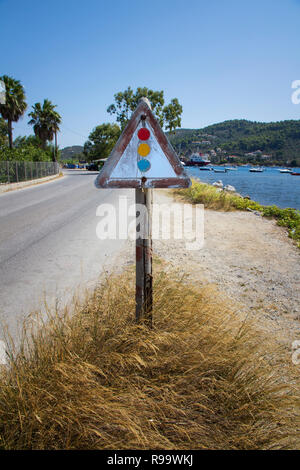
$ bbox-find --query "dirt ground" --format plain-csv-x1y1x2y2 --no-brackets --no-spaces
134,190,300,344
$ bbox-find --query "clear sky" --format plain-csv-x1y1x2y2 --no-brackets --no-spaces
1,0,300,148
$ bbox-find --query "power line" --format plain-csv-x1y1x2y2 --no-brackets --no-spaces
61,125,89,140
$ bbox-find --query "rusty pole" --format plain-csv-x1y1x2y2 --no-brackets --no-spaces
135,186,153,327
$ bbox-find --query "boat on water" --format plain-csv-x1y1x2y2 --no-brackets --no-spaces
279,168,292,173
290,172,300,176
226,167,238,171
213,168,227,173
185,152,211,167
249,167,264,172
199,167,213,171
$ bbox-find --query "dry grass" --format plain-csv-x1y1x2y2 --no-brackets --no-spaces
0,266,299,450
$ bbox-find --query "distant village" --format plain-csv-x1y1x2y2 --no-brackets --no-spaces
178,137,273,165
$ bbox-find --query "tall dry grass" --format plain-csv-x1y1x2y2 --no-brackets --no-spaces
0,267,299,450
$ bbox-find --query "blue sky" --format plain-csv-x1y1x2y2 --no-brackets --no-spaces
1,0,300,147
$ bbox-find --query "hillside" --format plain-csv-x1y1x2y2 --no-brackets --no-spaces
60,145,84,160
168,119,300,166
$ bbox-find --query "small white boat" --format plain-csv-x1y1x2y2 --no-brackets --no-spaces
213,168,227,173
249,167,264,172
279,168,292,173
226,167,238,171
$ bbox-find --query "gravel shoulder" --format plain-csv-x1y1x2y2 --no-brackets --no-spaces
148,190,300,342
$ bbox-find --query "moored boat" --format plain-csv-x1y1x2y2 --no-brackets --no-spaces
185,152,211,167
213,168,227,173
249,167,264,172
290,172,300,176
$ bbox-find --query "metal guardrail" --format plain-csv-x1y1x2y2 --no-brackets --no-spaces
0,161,60,184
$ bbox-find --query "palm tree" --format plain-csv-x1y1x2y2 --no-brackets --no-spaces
49,112,61,162
0,75,27,149
28,99,61,161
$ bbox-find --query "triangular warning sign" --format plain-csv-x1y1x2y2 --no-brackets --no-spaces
95,98,191,189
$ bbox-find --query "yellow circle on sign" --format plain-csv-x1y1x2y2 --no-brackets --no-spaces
138,143,150,157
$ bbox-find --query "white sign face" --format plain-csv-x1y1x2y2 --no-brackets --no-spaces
95,98,191,189
110,120,178,180
0,80,5,104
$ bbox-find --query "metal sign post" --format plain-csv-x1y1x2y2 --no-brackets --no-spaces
135,186,153,326
95,97,191,325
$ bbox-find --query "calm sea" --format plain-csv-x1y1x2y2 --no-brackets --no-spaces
186,166,300,210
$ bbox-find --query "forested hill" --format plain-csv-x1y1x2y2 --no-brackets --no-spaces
168,119,300,166
60,145,84,160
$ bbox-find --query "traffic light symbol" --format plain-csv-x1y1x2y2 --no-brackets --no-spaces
137,127,151,173
138,128,150,140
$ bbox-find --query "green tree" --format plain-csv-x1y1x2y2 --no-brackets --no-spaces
0,134,53,162
107,86,182,131
84,123,121,161
13,134,43,149
162,98,183,133
28,99,61,161
0,75,27,149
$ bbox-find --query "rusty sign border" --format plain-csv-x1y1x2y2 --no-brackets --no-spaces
95,99,191,189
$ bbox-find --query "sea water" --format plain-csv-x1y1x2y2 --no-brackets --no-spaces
186,166,300,210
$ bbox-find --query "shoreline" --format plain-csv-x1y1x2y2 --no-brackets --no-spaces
185,167,300,211
177,179,300,249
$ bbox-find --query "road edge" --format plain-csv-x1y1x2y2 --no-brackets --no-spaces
0,172,64,195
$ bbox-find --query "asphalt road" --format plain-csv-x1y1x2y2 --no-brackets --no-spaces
0,170,134,341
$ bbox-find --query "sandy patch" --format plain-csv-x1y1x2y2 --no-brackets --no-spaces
145,190,300,342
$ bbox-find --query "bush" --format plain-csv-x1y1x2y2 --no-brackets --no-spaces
0,144,53,162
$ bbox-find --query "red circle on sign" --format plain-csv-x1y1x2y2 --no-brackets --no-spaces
138,128,150,141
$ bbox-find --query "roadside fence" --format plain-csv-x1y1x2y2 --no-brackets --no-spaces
0,161,60,184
